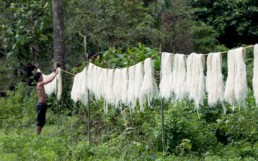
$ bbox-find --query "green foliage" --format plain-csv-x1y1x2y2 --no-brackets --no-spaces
189,0,258,47
95,43,159,69
191,22,221,53
0,0,53,89
157,102,217,154
1,1,258,160
159,0,193,53
65,0,160,53
1,72,258,160
0,83,37,131
0,0,53,62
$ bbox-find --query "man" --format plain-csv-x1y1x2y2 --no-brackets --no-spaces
34,70,58,135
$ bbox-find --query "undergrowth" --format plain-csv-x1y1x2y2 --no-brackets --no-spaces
0,82,258,160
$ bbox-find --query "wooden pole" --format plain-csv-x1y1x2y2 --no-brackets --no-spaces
160,52,165,154
88,89,91,144
84,36,88,61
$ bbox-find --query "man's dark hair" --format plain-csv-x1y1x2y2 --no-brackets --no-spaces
34,72,42,83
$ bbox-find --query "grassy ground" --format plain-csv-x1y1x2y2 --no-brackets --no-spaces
0,125,63,161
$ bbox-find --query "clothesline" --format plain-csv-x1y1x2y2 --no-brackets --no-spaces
156,44,255,56
203,44,255,55
60,44,256,76
60,69,76,76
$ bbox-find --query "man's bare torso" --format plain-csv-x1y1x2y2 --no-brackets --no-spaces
37,82,47,103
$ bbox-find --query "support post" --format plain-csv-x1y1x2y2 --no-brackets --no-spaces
161,99,165,154
57,101,60,133
159,51,165,154
84,36,87,61
88,89,91,144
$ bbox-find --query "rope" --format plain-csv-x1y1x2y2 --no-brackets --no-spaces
60,69,76,76
202,45,254,56
156,45,255,56
36,44,257,75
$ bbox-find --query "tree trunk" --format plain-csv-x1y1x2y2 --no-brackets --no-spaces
52,0,65,100
52,0,65,69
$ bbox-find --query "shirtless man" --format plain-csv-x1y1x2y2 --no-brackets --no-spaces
34,70,58,135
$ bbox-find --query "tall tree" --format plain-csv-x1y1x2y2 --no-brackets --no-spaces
52,0,65,69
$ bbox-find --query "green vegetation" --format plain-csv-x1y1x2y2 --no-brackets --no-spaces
1,46,258,160
1,0,258,160
1,81,258,160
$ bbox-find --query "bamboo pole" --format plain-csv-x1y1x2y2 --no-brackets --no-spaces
87,89,91,144
159,47,165,155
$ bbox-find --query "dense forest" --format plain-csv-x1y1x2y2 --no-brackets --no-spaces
1,0,258,160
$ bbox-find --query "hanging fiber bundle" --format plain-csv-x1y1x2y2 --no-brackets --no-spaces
113,68,123,108
42,72,57,96
87,63,94,93
71,72,81,103
253,44,258,105
134,62,144,110
96,68,108,100
104,69,114,112
172,54,186,101
206,52,224,106
121,68,128,105
159,52,173,100
127,66,136,111
186,53,205,109
141,58,158,111
224,47,247,109
70,67,88,105
56,67,62,100
224,50,235,105
78,67,88,105
87,64,101,98
93,66,102,97
185,53,194,96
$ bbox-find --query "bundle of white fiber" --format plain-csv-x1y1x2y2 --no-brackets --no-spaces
159,52,173,100
253,44,258,105
185,53,194,96
42,72,57,95
172,54,186,101
113,68,123,108
87,63,94,93
224,49,235,105
71,67,88,105
71,72,80,103
87,64,99,97
104,69,114,103
224,47,247,108
234,48,247,104
104,69,114,112
92,66,102,97
134,62,144,110
141,58,158,111
78,67,88,105
96,68,107,100
186,53,205,109
206,52,224,106
56,67,62,100
127,66,136,111
120,68,128,105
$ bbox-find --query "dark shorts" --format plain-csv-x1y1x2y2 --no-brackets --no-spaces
36,103,47,127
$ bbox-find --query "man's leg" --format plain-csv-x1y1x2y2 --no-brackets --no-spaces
36,126,42,135
36,103,46,135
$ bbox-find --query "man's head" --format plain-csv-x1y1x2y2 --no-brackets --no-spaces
34,72,43,83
